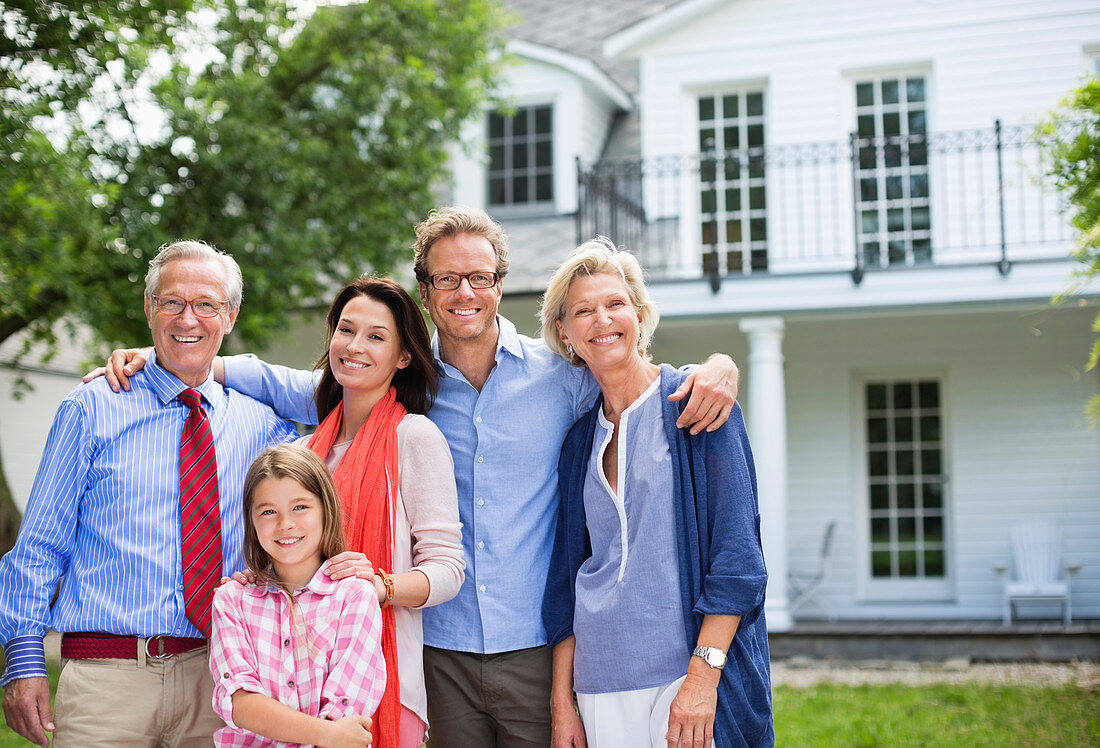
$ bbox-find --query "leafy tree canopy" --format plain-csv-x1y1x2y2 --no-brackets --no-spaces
1038,76,1100,421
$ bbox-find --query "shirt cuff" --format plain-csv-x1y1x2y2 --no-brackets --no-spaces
1,636,47,687
213,673,265,728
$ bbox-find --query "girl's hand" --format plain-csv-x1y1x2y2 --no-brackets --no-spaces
324,551,374,580
666,672,717,747
321,714,373,747
551,704,587,748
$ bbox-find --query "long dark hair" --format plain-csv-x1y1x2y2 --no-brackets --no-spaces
314,276,437,420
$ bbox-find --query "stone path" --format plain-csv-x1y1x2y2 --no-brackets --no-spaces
772,658,1100,688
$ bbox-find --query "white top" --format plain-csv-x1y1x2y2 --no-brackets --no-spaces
297,413,464,724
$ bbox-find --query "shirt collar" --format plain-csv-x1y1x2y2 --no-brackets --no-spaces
430,314,526,375
243,565,339,598
145,348,222,408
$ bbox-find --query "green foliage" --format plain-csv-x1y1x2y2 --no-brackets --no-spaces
1039,76,1100,422
1,0,506,354
774,682,1100,747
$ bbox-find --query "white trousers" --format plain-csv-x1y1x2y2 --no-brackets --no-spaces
576,675,716,748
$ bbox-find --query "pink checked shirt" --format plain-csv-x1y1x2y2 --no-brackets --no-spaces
209,568,386,747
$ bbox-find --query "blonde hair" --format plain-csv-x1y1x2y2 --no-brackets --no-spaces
241,444,346,592
412,206,510,285
539,236,659,366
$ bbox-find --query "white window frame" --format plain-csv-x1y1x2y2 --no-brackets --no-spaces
853,370,954,602
486,103,556,213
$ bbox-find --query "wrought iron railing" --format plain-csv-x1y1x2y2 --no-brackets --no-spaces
576,121,1073,288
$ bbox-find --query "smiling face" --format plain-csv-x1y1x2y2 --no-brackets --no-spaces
250,475,325,589
328,294,411,401
145,257,238,387
556,272,644,375
418,232,503,351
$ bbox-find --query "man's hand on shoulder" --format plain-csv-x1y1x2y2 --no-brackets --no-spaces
82,347,152,393
2,676,53,747
669,353,740,434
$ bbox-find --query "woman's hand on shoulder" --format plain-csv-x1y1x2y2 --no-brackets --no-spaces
666,671,718,748
324,551,374,581
82,347,152,392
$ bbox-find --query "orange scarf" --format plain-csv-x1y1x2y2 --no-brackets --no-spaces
308,387,405,748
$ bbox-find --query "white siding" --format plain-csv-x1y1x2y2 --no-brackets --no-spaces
777,306,1099,620
448,56,621,215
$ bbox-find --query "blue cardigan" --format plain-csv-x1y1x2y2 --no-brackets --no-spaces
543,364,774,747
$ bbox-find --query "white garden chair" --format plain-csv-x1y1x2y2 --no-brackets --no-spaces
788,521,837,620
993,522,1081,626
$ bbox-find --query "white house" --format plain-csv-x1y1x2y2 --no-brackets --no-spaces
3,0,1098,633
449,0,1100,630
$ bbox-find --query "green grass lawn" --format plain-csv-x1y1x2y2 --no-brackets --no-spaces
774,682,1100,747
0,668,1096,746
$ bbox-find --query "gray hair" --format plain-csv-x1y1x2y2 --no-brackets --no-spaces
144,240,243,310
539,236,659,366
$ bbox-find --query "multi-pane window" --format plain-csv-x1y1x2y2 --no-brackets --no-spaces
865,379,946,580
855,76,931,268
698,91,767,275
487,105,553,207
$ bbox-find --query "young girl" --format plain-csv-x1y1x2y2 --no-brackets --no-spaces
209,444,387,748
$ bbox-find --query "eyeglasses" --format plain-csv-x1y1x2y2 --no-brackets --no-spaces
151,295,230,318
427,272,500,291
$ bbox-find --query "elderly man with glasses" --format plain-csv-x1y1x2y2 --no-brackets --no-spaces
0,241,298,747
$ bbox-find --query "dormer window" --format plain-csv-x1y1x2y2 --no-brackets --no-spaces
487,105,554,207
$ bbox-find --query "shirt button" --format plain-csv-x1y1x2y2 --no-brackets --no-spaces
477,541,485,549
475,416,482,423
477,455,484,463
479,585,486,592
284,639,290,646
477,498,485,506
288,680,295,687
341,698,349,705
222,673,230,679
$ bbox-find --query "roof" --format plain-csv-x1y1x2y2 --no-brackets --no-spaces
501,0,684,92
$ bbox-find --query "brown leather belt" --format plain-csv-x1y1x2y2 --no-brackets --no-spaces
61,632,206,660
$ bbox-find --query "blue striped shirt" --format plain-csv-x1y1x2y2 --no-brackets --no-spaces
0,350,297,684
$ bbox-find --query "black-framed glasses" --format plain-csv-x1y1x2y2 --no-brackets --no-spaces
151,295,229,318
427,272,500,291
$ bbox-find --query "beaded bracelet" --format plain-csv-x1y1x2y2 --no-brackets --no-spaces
377,570,395,609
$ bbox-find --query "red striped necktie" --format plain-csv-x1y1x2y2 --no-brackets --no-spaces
178,388,222,638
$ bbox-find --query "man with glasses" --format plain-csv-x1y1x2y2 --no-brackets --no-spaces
0,241,297,747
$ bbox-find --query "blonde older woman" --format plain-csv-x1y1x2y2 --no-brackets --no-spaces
540,238,773,748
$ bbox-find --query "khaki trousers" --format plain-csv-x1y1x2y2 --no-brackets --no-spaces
53,645,222,748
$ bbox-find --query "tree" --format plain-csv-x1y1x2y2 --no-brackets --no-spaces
1039,76,1100,422
0,0,506,550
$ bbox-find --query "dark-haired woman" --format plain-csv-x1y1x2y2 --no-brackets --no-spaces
297,276,464,748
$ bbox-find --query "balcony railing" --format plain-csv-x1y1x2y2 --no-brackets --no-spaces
575,121,1074,289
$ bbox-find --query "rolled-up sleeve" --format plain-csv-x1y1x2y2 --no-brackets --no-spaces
695,405,768,626
209,586,265,728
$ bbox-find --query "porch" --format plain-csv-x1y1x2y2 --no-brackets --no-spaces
770,619,1100,662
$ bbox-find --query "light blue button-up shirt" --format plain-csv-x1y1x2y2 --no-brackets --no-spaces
221,316,600,653
0,350,297,684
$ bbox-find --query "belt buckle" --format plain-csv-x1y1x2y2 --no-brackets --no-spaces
144,635,172,660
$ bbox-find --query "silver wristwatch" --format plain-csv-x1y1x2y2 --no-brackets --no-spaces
692,645,727,670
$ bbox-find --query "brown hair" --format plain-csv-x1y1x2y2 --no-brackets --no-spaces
412,206,510,285
241,444,346,591
314,276,437,420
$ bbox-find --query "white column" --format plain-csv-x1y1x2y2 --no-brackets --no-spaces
738,317,792,632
